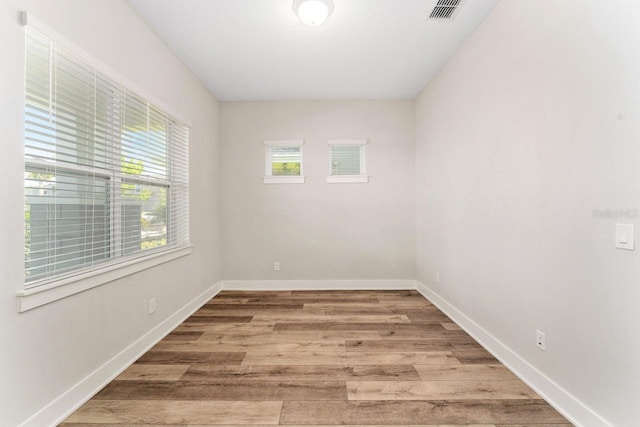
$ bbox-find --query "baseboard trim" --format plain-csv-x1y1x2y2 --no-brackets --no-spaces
222,279,416,291
415,280,611,427
19,281,223,427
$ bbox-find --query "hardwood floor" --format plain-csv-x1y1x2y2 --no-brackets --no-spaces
62,290,572,426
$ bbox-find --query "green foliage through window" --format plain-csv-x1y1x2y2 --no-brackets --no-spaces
272,162,301,176
269,146,301,176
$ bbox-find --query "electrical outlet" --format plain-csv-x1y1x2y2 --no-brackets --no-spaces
273,262,280,271
536,330,546,351
435,272,440,283
149,297,156,314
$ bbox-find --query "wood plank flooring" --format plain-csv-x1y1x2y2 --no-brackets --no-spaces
62,290,572,426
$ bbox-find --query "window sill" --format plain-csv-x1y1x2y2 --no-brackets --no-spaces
327,175,369,183
16,245,193,312
263,176,306,184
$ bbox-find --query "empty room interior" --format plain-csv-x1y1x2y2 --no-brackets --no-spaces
1,0,639,426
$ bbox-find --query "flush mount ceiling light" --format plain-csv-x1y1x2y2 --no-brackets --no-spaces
293,0,334,26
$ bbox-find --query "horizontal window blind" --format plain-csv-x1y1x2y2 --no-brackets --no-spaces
267,147,302,176
328,141,367,176
263,140,304,177
24,27,189,287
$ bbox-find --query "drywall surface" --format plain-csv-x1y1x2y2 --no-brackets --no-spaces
0,1,220,425
415,1,640,425
221,100,416,280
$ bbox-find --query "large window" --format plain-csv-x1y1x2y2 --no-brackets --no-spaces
24,27,189,288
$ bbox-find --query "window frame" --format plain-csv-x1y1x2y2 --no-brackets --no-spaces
18,13,192,312
263,140,305,184
327,139,369,183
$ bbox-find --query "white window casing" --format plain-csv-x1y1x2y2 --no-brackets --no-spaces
263,140,305,184
327,139,369,183
19,16,191,311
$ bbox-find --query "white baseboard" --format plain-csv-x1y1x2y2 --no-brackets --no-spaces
415,280,611,427
19,281,223,427
222,279,416,291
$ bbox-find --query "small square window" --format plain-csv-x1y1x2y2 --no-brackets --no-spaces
327,139,369,183
264,140,305,184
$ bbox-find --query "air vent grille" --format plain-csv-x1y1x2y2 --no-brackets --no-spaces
429,0,463,20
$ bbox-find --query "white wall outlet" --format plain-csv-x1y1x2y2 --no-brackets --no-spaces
435,272,440,283
273,262,280,271
536,329,546,351
148,297,156,314
615,223,634,250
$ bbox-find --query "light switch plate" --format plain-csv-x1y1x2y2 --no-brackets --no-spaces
616,224,634,250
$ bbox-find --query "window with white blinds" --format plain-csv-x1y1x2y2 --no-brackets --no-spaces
24,27,190,288
327,139,369,183
263,140,305,184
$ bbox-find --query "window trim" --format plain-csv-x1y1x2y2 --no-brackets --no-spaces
327,139,369,183
327,175,369,183
17,245,192,312
263,140,306,184
19,12,192,311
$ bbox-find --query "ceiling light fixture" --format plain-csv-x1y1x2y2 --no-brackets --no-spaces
293,0,334,26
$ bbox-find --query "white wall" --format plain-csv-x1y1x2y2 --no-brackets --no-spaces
220,100,416,280
415,1,640,426
0,1,221,425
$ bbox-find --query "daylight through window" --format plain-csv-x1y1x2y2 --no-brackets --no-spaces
263,140,305,184
24,27,189,287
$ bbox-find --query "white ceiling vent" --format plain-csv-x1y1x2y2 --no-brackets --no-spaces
429,0,464,20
